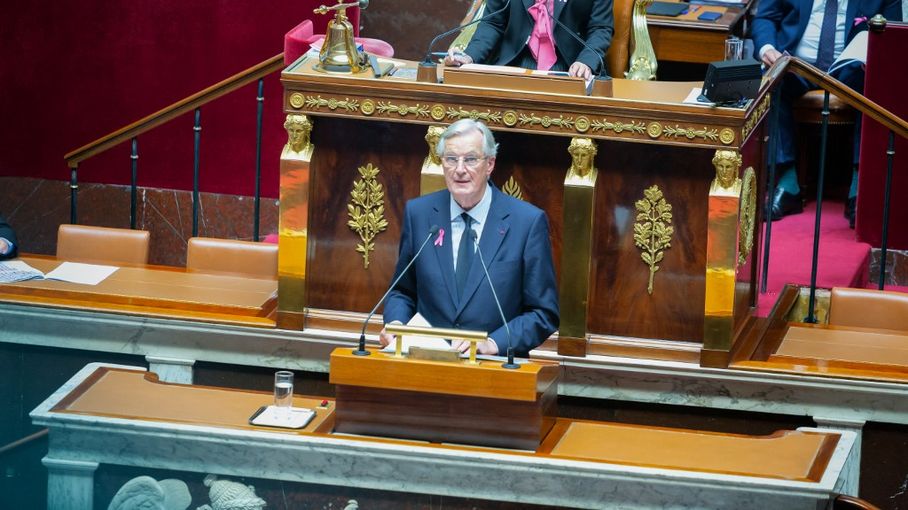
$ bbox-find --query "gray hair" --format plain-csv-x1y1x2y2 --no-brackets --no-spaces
435,119,499,158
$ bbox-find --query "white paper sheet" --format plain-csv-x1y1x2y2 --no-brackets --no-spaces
380,313,454,354
0,261,45,283
44,262,119,285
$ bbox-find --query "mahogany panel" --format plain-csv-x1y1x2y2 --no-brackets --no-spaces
306,117,425,313
334,382,558,450
588,142,714,341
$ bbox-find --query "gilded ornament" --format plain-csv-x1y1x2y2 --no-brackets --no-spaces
710,149,742,195
719,128,735,145
663,125,719,142
646,122,663,138
503,110,519,127
566,137,598,183
518,113,575,130
347,163,389,269
304,95,360,112
430,104,446,121
361,99,376,115
738,167,757,266
742,95,771,141
289,92,305,109
633,185,674,295
445,107,503,124
575,116,590,133
502,176,524,200
590,118,647,135
377,101,431,118
283,114,313,156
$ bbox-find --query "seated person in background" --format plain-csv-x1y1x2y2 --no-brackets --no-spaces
752,0,902,223
0,214,17,259
445,0,614,80
379,119,559,357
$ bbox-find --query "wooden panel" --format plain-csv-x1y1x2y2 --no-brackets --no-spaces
334,382,557,450
588,143,713,341
548,419,838,482
329,348,559,402
306,117,424,313
0,256,277,323
55,368,333,433
774,325,908,369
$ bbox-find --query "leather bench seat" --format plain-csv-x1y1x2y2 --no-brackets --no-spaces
827,287,908,332
57,224,151,266
186,237,278,279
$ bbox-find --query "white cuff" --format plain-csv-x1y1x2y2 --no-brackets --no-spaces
758,44,776,59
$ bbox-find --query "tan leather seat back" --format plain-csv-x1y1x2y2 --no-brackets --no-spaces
828,287,908,332
57,224,151,266
186,237,278,279
606,0,634,77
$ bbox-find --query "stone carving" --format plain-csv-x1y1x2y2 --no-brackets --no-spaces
108,476,191,510
197,474,266,510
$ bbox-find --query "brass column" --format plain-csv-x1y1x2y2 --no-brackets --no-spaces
277,114,314,329
420,126,446,195
557,138,599,356
701,150,744,367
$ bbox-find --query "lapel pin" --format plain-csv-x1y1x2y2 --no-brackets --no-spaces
434,228,445,247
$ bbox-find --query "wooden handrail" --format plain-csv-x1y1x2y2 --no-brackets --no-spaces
64,53,286,168
0,428,48,456
763,55,908,140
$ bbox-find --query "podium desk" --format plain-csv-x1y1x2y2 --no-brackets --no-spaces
0,256,277,327
279,54,770,367
647,0,754,64
32,363,859,510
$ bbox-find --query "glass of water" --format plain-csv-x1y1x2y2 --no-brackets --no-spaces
274,370,294,419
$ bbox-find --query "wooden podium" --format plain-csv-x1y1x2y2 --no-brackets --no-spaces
329,347,560,450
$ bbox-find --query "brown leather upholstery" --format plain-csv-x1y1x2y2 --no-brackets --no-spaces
828,287,908,332
793,90,856,125
606,0,634,77
186,237,278,279
57,224,150,266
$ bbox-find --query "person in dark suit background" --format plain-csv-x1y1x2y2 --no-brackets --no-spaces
444,0,614,80
0,214,18,259
753,0,902,223
380,119,559,357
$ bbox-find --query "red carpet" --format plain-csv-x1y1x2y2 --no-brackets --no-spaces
756,200,871,315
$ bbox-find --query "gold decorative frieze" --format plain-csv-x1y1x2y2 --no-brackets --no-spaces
663,125,719,142
502,176,524,200
347,163,389,269
518,114,574,129
361,99,376,115
592,118,647,135
303,95,360,112
742,95,771,141
738,166,757,266
289,92,305,109
446,107,503,124
634,185,674,295
430,104,446,121
377,101,431,118
719,128,736,145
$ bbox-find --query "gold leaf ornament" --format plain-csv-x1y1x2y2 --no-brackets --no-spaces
633,185,674,294
347,163,389,268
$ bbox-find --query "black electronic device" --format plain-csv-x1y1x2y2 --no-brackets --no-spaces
701,59,762,105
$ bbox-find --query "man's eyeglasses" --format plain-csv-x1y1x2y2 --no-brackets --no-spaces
442,155,487,169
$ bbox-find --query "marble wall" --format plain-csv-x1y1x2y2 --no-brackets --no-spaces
0,177,278,267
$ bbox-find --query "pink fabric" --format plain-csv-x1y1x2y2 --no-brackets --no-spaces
284,20,395,65
528,0,557,71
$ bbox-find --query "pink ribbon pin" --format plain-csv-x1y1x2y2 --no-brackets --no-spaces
853,16,867,26
434,228,445,247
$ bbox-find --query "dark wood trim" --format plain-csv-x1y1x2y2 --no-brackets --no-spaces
64,54,285,167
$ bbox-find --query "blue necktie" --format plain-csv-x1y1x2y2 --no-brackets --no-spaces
455,213,474,299
815,0,839,71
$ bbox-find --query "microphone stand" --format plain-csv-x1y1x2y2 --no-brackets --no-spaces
470,231,519,369
354,226,440,356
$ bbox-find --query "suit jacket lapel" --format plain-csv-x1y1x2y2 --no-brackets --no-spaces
552,0,565,21
844,1,859,40
455,188,510,317
797,0,814,39
431,193,459,307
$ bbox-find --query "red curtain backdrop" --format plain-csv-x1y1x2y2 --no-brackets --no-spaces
0,0,347,199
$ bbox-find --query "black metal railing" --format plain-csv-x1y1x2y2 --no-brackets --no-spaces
64,53,285,241
758,52,906,322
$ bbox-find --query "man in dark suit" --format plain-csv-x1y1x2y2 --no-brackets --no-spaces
380,119,559,357
752,0,902,223
0,214,18,259
445,0,614,80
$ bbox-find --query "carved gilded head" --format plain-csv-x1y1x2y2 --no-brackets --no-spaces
425,126,445,165
711,150,742,189
284,114,313,153
568,137,597,177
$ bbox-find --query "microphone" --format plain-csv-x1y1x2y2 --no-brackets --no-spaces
354,225,441,356
540,2,611,93
469,230,519,370
418,0,512,80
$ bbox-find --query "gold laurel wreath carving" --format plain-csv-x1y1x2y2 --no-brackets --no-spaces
303,95,360,112
518,114,575,129
590,118,647,135
445,107,503,124
662,125,719,141
742,95,771,141
634,185,674,295
502,176,524,200
738,167,757,266
376,101,431,117
347,163,389,269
